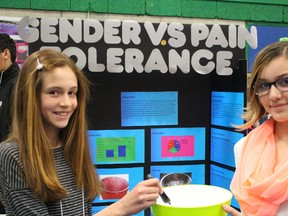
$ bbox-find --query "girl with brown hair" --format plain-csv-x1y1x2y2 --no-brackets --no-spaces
0,49,161,215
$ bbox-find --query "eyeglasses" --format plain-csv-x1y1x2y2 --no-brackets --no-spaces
253,76,288,96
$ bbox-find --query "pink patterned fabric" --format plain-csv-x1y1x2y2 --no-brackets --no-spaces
230,118,288,216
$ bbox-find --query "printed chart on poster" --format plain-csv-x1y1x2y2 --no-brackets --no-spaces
89,129,145,165
151,127,205,162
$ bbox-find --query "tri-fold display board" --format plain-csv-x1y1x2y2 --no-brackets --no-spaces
19,17,258,215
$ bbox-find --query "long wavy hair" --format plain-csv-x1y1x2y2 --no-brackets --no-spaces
7,49,101,203
237,41,288,130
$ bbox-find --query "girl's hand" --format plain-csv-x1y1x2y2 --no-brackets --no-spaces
93,178,162,216
120,178,162,215
222,204,244,216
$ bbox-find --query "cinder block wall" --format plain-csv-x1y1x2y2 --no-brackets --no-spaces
0,0,288,23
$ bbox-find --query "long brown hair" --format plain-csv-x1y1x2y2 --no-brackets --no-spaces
8,49,101,203
237,41,288,130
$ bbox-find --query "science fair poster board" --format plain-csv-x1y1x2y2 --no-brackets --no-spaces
16,16,257,215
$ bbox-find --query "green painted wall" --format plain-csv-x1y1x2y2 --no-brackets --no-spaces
0,0,288,23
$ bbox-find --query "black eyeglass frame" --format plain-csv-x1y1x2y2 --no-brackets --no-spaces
253,76,288,96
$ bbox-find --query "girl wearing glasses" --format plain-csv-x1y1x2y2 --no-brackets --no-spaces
223,41,288,216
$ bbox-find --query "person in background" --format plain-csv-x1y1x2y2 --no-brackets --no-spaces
223,41,288,216
0,49,162,215
0,33,20,214
0,33,19,143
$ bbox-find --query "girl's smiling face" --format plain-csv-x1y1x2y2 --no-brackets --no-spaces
258,56,288,123
40,66,78,135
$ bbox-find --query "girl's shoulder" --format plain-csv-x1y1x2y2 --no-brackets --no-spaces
0,141,19,153
0,141,20,167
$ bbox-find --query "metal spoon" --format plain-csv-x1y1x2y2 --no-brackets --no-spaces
147,174,171,205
